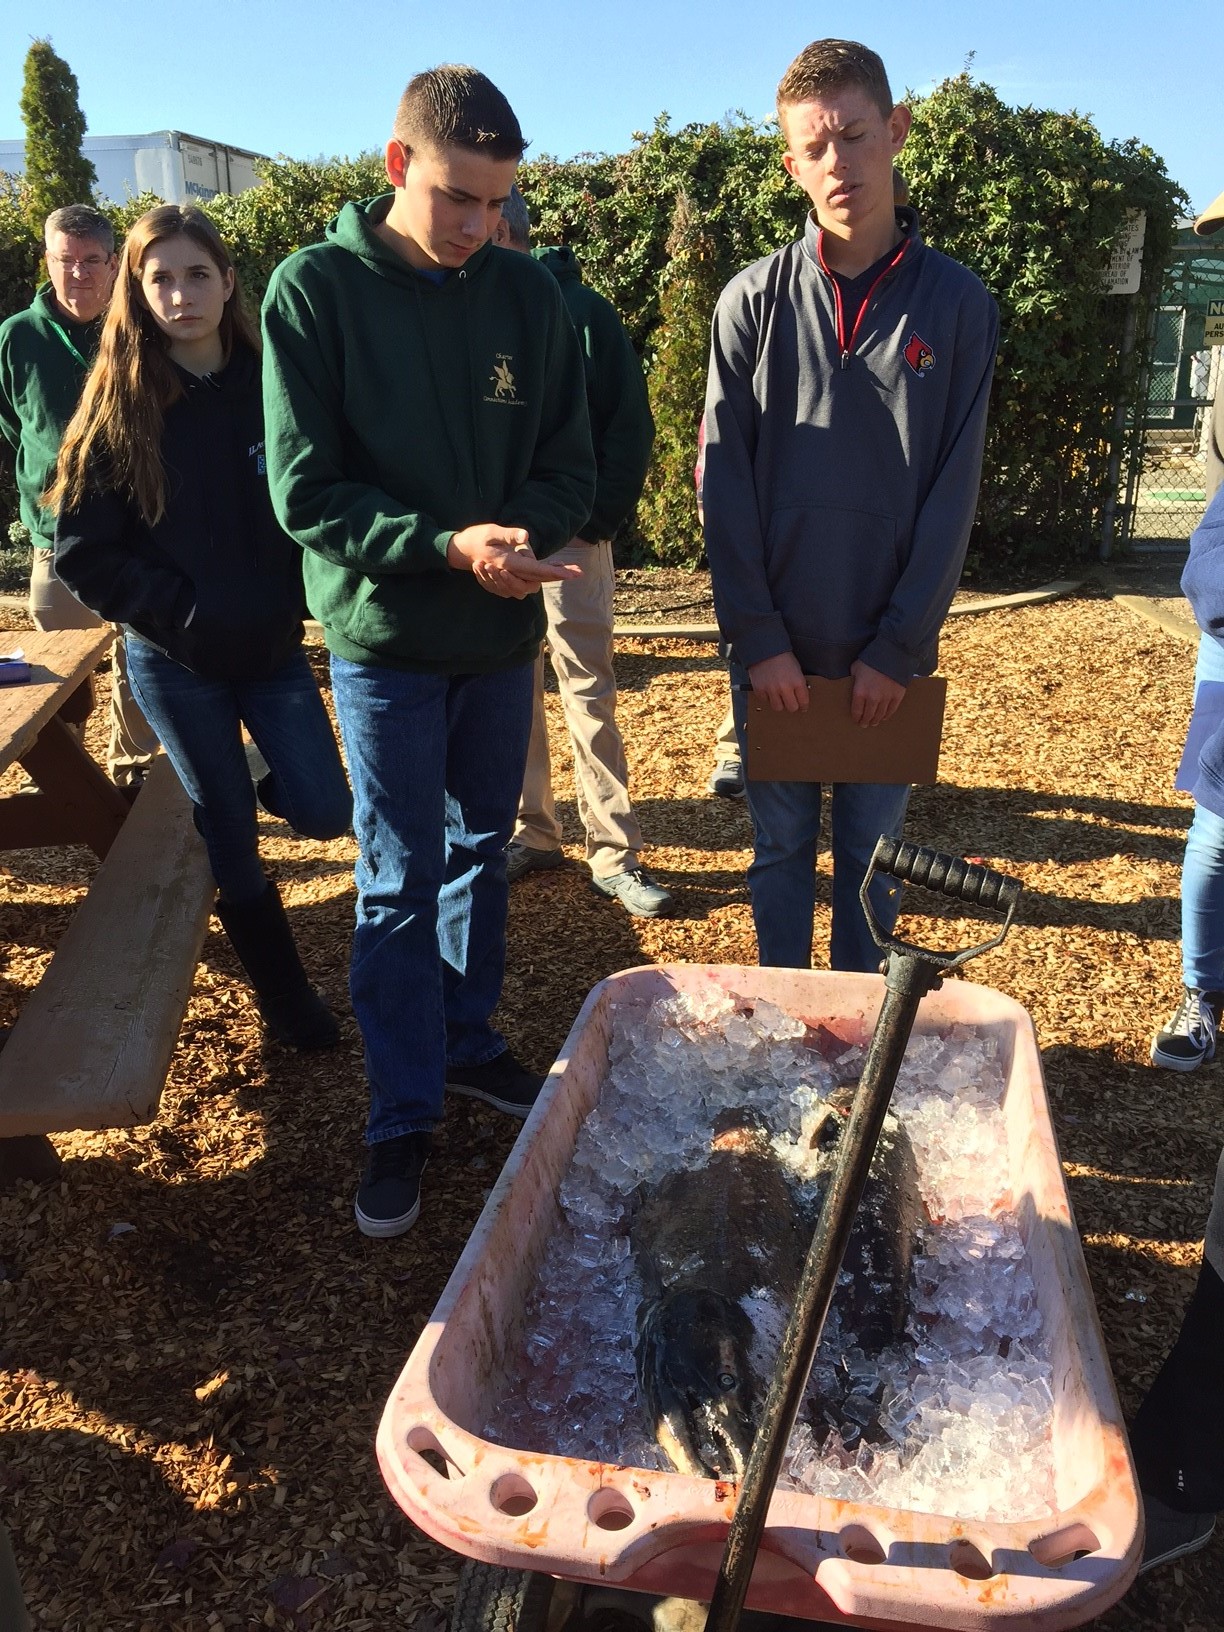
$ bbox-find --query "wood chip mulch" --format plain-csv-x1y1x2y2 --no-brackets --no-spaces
0,591,1219,1631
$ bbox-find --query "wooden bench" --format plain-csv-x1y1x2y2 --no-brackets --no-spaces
0,754,215,1137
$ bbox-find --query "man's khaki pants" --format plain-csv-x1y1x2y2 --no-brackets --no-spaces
714,700,739,763
513,539,642,880
29,548,159,784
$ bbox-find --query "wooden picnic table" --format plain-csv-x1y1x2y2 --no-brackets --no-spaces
0,627,216,1154
0,627,131,858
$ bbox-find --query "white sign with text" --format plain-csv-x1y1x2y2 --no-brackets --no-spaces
1104,210,1146,295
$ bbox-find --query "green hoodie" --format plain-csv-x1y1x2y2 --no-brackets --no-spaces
0,285,103,550
531,246,654,542
262,196,596,674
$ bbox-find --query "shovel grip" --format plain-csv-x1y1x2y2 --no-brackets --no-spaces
873,838,1021,914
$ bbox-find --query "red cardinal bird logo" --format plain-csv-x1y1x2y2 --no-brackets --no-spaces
903,332,936,376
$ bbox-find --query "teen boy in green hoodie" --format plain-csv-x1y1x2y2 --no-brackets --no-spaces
262,66,595,1239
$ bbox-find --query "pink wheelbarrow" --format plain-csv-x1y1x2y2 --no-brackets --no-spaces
378,843,1142,1631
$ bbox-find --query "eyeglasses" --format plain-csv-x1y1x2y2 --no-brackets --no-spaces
47,254,110,272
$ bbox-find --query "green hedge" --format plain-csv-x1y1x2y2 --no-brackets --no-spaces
518,81,1184,570
902,75,1182,566
0,73,1187,572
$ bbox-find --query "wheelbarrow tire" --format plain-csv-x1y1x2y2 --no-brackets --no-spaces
450,1560,557,1632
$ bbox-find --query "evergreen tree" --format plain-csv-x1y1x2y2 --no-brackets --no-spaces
19,39,98,231
636,193,724,567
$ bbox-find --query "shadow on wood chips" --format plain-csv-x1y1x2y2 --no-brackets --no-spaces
0,594,1220,1630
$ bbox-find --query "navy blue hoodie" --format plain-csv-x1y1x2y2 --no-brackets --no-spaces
55,345,306,681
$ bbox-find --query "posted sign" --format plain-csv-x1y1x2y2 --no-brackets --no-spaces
1104,210,1146,295
1207,301,1224,345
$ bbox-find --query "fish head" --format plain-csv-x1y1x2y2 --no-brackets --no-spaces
710,1105,771,1146
636,1288,759,1479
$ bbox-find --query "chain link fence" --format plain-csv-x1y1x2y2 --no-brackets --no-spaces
1117,236,1224,549
1125,422,1214,545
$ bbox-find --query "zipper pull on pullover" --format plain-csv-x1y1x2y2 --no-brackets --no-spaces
817,226,910,368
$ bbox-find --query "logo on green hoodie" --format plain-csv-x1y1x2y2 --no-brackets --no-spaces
485,354,523,406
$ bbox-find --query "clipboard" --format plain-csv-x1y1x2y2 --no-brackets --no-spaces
745,675,947,784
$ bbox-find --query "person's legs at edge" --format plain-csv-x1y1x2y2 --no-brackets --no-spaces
709,694,745,797
28,546,102,636
440,661,535,1072
1130,1143,1224,1570
511,646,565,862
107,631,159,789
733,676,820,967
714,703,739,761
32,551,158,786
1183,631,1224,997
540,540,643,880
1181,805,1224,994
1153,632,1224,1069
512,646,561,855
126,637,337,1047
0,1522,30,1632
30,553,157,785
828,780,911,973
27,547,100,755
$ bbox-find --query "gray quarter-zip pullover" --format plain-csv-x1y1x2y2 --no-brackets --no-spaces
702,208,998,684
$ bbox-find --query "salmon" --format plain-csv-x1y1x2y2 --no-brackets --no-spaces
631,1096,921,1478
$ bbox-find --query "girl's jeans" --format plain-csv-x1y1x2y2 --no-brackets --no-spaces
125,637,351,903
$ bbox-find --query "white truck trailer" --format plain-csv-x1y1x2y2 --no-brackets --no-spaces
0,130,267,205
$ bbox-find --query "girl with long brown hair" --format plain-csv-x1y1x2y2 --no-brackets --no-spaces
51,205,351,1049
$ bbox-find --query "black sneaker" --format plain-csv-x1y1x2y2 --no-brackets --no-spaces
354,1131,432,1239
1150,988,1224,1071
446,1050,544,1118
505,842,566,883
1138,1492,1216,1573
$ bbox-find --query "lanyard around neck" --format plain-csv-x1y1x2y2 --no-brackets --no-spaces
49,319,90,371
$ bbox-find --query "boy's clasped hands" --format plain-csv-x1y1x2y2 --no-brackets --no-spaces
447,524,583,598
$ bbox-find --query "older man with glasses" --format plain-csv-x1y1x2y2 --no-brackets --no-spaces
0,203,158,792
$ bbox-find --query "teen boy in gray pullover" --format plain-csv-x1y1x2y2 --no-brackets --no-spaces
702,38,997,972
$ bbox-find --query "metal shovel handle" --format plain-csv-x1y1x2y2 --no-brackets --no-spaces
862,838,1022,970
703,840,1023,1632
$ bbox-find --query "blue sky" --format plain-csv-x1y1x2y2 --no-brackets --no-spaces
2,0,1219,217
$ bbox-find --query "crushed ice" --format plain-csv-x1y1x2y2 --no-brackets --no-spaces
483,987,1056,1522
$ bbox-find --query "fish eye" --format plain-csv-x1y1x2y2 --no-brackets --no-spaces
717,1372,737,1392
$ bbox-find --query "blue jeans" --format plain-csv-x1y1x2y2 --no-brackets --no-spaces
125,637,352,902
330,655,535,1144
732,680,909,971
1182,633,1224,990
